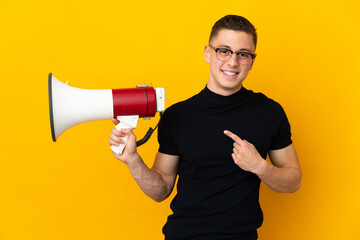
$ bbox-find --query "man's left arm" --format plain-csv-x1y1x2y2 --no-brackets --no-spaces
260,144,302,193
224,130,302,193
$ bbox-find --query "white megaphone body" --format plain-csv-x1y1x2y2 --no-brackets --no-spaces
48,73,165,154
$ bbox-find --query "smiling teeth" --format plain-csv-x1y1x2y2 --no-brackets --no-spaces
223,71,237,76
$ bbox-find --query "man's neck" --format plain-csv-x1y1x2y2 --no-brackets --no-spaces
206,83,243,96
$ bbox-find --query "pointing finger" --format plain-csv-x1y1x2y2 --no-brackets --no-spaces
224,130,244,143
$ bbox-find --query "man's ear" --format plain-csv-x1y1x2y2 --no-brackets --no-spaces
204,45,210,63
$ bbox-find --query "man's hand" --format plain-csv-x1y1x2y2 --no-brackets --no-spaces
224,130,265,174
109,118,139,166
224,130,302,193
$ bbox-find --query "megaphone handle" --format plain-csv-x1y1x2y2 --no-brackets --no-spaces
110,115,139,155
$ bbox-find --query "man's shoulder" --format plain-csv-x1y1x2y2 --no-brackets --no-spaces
245,89,289,124
158,92,202,133
244,88,281,108
164,91,203,114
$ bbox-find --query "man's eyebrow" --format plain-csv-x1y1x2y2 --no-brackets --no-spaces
238,48,252,52
217,45,252,52
217,44,232,49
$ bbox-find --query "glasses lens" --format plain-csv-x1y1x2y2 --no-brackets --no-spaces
238,52,252,64
216,49,231,62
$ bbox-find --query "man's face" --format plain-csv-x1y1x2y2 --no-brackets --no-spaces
204,29,256,96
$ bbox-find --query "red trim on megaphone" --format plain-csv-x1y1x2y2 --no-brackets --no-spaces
112,87,157,118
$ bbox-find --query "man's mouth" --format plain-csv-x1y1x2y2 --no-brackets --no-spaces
222,70,239,76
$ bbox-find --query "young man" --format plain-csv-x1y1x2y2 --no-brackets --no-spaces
109,15,302,240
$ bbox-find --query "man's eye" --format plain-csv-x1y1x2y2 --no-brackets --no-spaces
219,49,230,55
238,52,250,58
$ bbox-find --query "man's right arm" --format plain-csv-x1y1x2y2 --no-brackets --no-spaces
129,151,179,202
109,123,179,202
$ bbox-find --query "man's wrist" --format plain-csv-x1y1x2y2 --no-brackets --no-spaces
254,158,272,177
124,152,141,168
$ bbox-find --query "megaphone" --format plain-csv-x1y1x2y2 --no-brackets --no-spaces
48,73,165,154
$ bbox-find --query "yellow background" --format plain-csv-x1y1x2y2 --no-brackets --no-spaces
1,0,359,239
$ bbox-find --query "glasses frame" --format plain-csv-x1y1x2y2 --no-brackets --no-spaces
208,44,256,63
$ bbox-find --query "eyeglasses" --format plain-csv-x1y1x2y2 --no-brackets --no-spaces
209,44,256,64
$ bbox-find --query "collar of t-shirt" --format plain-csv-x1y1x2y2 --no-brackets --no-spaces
201,85,248,105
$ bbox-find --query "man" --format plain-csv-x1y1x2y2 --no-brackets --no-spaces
109,15,302,240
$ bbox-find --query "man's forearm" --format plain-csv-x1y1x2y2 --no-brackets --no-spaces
256,161,302,193
126,154,173,202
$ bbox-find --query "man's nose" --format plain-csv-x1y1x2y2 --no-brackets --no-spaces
226,53,239,67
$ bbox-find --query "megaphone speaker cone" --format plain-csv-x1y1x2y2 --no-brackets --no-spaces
48,73,114,141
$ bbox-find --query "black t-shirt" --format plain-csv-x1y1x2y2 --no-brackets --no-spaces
158,86,292,240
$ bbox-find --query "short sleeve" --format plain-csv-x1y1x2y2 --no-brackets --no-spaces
270,103,293,150
157,107,180,155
